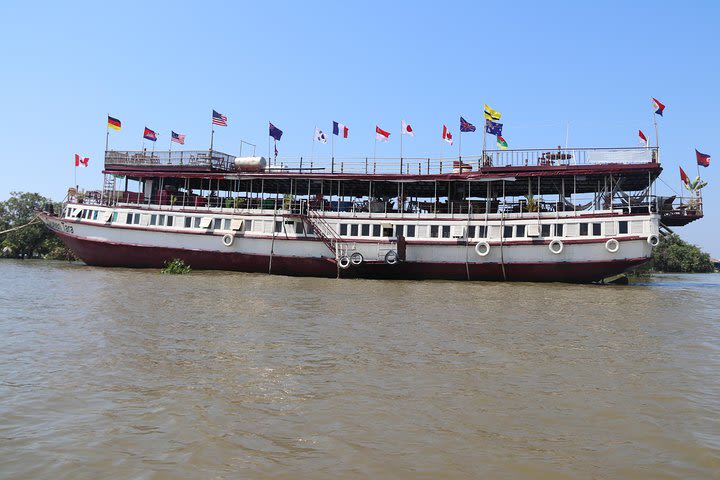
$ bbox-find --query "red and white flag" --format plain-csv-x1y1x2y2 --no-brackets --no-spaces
74,154,89,167
401,120,414,137
638,130,648,147
442,125,453,145
376,126,390,142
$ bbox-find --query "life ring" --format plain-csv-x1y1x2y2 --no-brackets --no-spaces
222,234,234,247
385,250,398,265
338,256,351,269
647,234,660,247
350,252,364,265
549,239,564,254
605,238,619,253
474,241,490,257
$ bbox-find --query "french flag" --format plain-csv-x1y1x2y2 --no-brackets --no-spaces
332,121,349,138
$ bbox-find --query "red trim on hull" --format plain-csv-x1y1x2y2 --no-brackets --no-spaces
52,229,649,283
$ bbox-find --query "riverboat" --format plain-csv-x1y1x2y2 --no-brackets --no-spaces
38,146,703,282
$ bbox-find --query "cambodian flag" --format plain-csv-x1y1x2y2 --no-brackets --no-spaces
652,97,665,116
143,127,157,142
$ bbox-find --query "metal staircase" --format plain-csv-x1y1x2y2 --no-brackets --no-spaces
101,174,116,205
299,210,345,259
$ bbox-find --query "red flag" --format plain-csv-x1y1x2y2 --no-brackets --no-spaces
638,130,648,147
74,154,89,167
375,126,390,142
696,149,711,167
652,97,665,116
680,166,689,186
442,125,453,145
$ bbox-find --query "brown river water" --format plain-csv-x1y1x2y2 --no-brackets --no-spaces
0,260,718,479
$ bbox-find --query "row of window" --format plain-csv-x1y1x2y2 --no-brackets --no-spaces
70,208,637,239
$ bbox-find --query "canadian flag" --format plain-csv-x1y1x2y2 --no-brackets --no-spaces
401,120,414,136
75,154,89,167
376,126,390,142
638,130,648,147
442,125,453,145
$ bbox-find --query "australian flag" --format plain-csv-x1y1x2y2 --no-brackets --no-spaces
460,117,476,133
269,122,283,141
485,119,503,136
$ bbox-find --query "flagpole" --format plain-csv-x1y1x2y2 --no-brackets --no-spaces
311,126,316,163
459,132,462,160
105,114,110,153
400,120,404,174
209,127,215,153
373,137,377,164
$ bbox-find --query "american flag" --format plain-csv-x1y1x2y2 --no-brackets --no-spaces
171,131,186,145
212,110,227,126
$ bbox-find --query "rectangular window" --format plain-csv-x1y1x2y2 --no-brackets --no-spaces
193,217,201,228
133,214,141,225
372,224,381,237
430,225,439,238
468,225,476,238
92,211,98,220
296,221,305,234
350,224,358,236
275,221,283,233
516,225,526,237
504,225,513,238
592,223,601,236
579,223,589,236
213,218,222,230
150,214,157,226
406,225,416,237
340,224,348,235
442,225,451,238
112,212,118,222
361,224,370,236
244,219,252,231
223,219,231,230
167,216,174,227
477,225,487,238
555,224,564,237
126,213,133,224
541,224,551,237
158,215,165,226
185,217,192,228
619,220,628,234
395,224,404,237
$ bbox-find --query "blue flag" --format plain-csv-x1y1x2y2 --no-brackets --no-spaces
269,122,283,141
460,117,476,133
485,119,503,136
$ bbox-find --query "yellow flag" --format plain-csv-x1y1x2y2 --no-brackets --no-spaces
484,104,501,121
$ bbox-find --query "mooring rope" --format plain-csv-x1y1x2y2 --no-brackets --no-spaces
0,217,42,236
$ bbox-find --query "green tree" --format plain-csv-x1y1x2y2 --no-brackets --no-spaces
0,191,67,258
651,234,715,273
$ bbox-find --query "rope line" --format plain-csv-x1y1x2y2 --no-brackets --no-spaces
0,217,42,236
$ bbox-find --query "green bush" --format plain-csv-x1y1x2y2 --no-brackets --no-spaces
651,234,715,273
161,258,192,274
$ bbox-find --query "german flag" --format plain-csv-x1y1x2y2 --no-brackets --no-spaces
107,115,121,131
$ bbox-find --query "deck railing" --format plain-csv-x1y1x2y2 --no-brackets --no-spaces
105,150,236,171
104,147,658,175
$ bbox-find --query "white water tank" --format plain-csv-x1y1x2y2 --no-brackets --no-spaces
234,156,267,172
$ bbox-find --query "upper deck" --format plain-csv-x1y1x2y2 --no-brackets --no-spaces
104,147,661,182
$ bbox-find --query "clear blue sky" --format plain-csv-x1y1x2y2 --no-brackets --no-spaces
1,1,717,256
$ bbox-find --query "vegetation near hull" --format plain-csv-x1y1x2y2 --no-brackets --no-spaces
161,258,192,274
649,234,715,273
0,192,74,259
